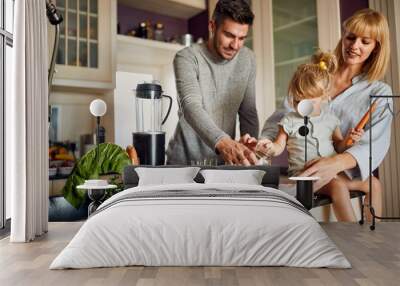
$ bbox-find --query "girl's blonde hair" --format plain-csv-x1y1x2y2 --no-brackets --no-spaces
334,8,390,82
288,51,337,107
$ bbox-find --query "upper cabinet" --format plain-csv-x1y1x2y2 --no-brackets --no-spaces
118,0,206,19
49,0,115,91
56,0,99,68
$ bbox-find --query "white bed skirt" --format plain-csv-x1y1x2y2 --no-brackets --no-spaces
50,183,351,269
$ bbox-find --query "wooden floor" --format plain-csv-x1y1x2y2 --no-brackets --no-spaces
0,222,399,286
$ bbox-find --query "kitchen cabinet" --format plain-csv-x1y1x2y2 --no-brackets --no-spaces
49,0,116,91
49,178,67,196
251,0,341,122
208,0,217,19
272,0,319,108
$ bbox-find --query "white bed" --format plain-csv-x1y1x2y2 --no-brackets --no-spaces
50,183,351,269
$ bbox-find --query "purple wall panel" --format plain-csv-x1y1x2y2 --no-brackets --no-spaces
340,0,369,22
117,4,188,41
188,11,209,42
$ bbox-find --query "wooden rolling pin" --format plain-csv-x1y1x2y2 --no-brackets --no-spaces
345,99,378,146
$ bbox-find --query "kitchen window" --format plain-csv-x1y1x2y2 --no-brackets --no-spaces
0,0,14,231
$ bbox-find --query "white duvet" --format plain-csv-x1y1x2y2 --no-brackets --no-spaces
50,183,351,269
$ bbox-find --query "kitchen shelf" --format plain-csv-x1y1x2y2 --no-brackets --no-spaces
275,55,310,67
52,78,114,93
117,34,183,51
116,34,184,66
274,15,317,33
60,35,98,43
117,0,206,19
49,174,70,181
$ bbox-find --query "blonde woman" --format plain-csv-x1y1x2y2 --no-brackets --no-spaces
250,9,393,222
256,51,375,221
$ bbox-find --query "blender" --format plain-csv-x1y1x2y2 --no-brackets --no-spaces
132,82,172,165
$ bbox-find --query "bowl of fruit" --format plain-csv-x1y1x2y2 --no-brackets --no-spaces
59,161,74,176
49,167,57,177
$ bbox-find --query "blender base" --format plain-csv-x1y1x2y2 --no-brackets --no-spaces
133,132,165,165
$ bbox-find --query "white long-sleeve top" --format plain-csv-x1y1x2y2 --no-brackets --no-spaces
261,75,393,181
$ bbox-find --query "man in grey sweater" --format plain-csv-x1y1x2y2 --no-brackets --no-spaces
166,0,259,165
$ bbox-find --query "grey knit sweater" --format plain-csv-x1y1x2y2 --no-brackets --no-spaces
166,43,259,165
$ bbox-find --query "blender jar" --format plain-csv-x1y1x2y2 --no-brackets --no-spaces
134,82,172,133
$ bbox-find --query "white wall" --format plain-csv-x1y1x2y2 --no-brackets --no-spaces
160,64,180,145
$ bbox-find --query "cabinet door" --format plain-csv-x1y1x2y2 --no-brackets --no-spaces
50,0,113,88
273,0,319,108
273,0,341,109
251,0,340,121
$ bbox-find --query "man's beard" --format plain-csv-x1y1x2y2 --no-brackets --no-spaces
213,37,237,60
213,36,223,59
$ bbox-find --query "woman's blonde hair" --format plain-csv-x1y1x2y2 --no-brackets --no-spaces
288,51,337,107
334,8,390,82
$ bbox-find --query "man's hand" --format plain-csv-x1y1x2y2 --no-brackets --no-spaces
216,137,257,165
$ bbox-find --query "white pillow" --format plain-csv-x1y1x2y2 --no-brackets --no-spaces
200,169,266,185
136,167,200,186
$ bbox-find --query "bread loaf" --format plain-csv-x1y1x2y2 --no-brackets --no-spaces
126,145,140,165
345,99,378,146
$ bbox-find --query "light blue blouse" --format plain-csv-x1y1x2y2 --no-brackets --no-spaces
261,75,393,181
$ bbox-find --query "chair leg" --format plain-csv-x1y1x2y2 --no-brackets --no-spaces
358,195,364,225
370,206,376,231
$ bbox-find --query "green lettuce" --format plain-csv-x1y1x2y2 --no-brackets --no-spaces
62,143,131,208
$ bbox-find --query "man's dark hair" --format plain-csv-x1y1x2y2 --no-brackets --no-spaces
212,0,254,27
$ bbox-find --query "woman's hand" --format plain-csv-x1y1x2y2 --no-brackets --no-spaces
299,155,344,191
347,128,365,143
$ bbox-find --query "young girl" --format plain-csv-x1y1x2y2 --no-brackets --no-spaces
253,51,375,220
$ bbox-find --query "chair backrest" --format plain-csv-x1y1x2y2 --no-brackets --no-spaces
123,165,281,189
